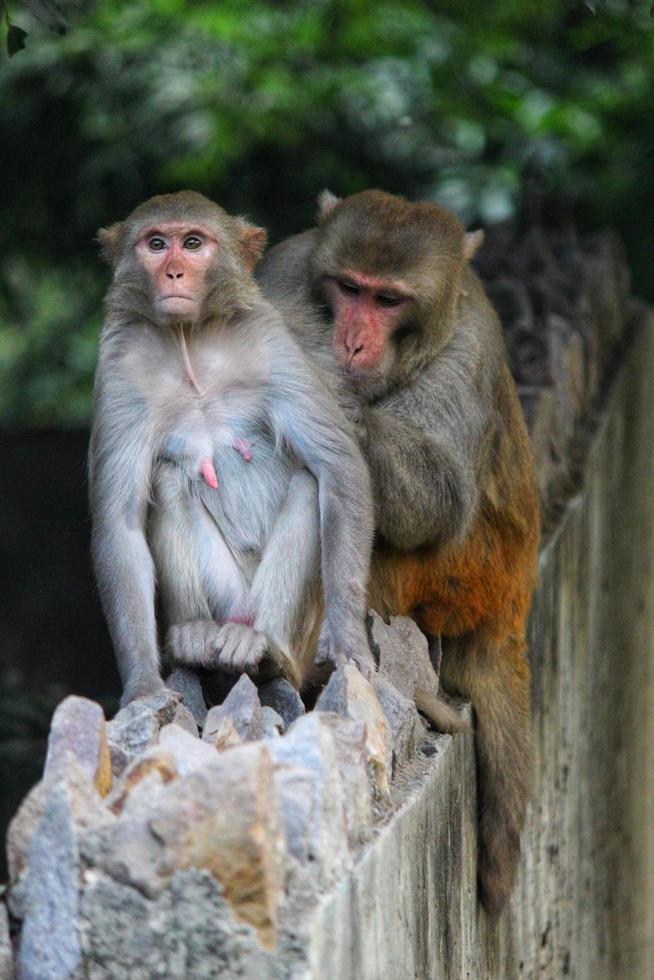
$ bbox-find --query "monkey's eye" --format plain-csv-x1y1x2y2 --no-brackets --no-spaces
147,237,167,252
183,236,203,251
337,279,361,297
376,294,403,308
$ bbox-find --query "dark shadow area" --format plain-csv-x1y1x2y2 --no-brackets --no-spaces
0,429,119,875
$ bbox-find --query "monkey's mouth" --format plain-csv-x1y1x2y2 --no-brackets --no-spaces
160,294,196,303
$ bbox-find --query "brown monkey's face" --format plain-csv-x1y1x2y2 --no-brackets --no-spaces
311,189,470,393
322,271,414,382
135,223,219,322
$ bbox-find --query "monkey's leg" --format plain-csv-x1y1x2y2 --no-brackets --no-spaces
439,629,532,915
211,469,321,689
149,463,250,668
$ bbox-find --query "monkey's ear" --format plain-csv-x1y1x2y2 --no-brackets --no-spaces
463,229,485,263
317,189,341,221
238,224,268,272
97,223,123,265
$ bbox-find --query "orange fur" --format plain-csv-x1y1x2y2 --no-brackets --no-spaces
368,361,540,914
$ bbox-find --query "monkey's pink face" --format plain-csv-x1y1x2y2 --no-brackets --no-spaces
324,271,413,382
135,223,219,320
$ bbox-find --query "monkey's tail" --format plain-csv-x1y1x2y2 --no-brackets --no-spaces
414,687,471,734
439,631,533,916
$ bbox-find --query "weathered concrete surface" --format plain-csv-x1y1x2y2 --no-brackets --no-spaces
301,319,654,979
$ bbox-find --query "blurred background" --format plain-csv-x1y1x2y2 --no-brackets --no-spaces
1,0,653,850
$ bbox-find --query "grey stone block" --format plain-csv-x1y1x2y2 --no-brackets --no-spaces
315,714,373,846
368,612,440,700
258,678,305,727
78,869,279,980
165,667,207,728
159,723,219,775
203,674,264,744
7,757,113,882
316,664,391,799
372,675,424,773
106,690,181,777
17,782,83,980
44,695,112,797
267,713,350,884
83,744,286,949
261,706,285,737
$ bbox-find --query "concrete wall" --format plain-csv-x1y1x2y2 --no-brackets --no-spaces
305,319,654,979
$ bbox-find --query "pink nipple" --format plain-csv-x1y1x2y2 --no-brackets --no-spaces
200,458,218,489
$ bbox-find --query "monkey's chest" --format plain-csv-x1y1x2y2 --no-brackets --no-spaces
158,409,295,554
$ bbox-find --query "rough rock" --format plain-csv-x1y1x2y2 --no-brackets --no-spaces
0,903,13,980
7,756,114,881
315,714,373,846
368,612,441,700
315,664,391,798
106,690,182,777
159,723,219,775
44,695,112,797
106,746,179,816
373,675,424,774
17,780,85,979
261,706,285,737
267,712,350,883
172,701,199,736
258,678,305,727
204,716,244,751
202,675,264,744
82,744,286,948
78,869,280,980
165,667,207,728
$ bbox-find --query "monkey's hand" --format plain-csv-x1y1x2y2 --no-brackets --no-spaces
315,623,376,681
210,623,302,688
167,620,301,688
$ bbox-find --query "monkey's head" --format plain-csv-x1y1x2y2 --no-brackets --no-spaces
98,191,267,327
310,189,483,395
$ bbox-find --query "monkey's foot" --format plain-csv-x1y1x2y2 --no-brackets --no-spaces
119,674,168,708
315,626,376,681
210,623,301,688
167,619,225,669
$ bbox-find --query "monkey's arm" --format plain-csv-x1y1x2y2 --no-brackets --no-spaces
361,335,490,551
266,328,374,671
244,469,321,684
89,367,163,706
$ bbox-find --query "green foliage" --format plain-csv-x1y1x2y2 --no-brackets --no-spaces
1,0,654,424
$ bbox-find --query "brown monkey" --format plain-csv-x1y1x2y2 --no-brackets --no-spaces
258,189,540,915
89,190,374,708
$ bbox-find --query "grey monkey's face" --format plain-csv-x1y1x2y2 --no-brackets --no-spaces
134,222,220,324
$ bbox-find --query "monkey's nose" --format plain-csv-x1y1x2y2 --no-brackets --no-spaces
166,271,184,280
346,342,364,365
344,337,364,355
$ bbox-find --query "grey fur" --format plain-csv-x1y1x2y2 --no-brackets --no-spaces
90,198,374,707
258,233,500,551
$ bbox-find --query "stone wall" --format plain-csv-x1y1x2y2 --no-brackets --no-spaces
2,225,652,979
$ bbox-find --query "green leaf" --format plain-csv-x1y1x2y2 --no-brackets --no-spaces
7,23,28,55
